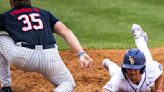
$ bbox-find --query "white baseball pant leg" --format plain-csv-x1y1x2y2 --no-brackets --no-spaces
134,34,153,64
0,35,75,92
0,53,11,87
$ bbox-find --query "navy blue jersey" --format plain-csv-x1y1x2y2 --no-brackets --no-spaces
0,6,59,45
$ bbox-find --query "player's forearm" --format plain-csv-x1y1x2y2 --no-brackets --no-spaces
54,21,84,55
62,29,84,55
155,74,163,92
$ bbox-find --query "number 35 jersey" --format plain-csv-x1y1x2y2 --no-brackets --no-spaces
0,6,59,45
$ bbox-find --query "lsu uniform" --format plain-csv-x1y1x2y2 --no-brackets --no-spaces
103,24,163,92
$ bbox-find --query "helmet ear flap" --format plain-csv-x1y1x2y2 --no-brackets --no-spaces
122,67,127,73
140,66,146,74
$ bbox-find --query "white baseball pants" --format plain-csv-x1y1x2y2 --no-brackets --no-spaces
0,35,75,92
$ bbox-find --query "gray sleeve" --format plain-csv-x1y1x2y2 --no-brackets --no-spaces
146,60,163,81
103,75,121,92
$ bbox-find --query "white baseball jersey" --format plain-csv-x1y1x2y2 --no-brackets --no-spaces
103,60,163,92
103,31,163,92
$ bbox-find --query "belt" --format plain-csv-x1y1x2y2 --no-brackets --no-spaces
17,42,55,49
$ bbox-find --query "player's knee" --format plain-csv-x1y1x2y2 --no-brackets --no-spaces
54,82,75,92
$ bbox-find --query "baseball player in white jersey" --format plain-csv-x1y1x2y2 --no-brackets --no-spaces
0,0,93,92
101,24,163,92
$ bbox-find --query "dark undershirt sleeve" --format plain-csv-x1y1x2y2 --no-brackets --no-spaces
0,14,6,31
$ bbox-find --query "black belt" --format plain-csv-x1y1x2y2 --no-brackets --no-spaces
21,43,55,49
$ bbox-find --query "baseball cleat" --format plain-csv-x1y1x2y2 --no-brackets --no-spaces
131,24,148,43
102,59,111,70
0,86,12,92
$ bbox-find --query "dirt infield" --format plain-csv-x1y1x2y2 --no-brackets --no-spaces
6,48,164,92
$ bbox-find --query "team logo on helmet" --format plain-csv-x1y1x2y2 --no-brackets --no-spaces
129,56,135,65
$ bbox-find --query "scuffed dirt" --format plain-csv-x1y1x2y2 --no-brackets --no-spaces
4,48,164,92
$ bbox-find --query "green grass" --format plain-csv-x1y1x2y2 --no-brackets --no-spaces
1,0,164,50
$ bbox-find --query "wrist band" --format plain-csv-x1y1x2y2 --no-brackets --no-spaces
79,52,85,57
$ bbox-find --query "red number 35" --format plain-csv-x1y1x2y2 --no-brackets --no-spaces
18,13,44,31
